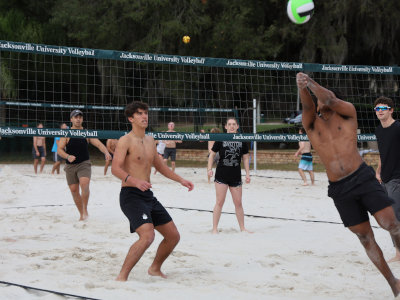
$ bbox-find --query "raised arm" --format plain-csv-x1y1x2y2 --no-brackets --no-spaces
297,72,356,119
296,73,317,131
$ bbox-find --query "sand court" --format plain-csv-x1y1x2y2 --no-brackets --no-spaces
0,164,398,299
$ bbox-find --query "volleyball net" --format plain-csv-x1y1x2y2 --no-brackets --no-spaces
0,40,399,142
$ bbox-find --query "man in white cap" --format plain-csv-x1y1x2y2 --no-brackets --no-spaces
58,109,111,221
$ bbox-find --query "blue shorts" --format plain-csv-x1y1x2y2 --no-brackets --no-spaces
298,160,313,171
298,153,313,171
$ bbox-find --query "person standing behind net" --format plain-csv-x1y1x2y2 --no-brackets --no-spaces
32,122,46,174
294,127,315,185
57,109,111,221
207,127,220,183
163,122,182,172
51,123,68,174
104,139,118,175
111,101,194,281
374,96,400,263
297,72,400,297
154,139,166,175
207,118,251,234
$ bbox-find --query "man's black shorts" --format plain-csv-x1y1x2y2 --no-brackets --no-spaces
328,162,394,227
163,148,177,161
119,187,172,233
32,146,45,159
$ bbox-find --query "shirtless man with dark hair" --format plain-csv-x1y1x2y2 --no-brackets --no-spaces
297,72,400,297
112,101,194,281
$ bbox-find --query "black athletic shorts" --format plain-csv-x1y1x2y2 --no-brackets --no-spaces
119,187,172,233
163,147,176,161
328,162,394,227
214,166,242,187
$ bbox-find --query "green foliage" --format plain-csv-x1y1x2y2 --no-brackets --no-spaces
1,0,399,65
0,9,43,43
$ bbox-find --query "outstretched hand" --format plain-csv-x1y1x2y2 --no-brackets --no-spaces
296,72,309,89
180,179,194,191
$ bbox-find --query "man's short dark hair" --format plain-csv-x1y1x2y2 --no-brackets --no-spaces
225,117,238,125
124,101,149,118
374,96,394,108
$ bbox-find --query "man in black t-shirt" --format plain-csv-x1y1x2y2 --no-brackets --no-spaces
58,109,111,221
374,96,400,262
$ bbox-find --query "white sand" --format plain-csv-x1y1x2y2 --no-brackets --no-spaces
0,164,398,300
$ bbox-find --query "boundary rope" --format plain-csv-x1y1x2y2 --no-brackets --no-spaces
0,280,102,300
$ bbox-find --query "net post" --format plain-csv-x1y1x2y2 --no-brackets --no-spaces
253,98,257,173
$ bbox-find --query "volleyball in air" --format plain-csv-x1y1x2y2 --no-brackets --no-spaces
182,35,191,44
287,0,314,24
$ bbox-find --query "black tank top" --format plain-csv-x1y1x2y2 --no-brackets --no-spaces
66,138,89,164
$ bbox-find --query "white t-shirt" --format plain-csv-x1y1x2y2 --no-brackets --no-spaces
157,141,166,155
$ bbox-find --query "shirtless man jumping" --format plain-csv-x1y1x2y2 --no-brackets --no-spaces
112,101,194,281
297,72,400,297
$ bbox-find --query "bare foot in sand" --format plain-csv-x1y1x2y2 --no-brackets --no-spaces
79,213,89,221
388,255,400,263
302,182,309,186
148,267,167,278
115,275,127,282
241,228,254,234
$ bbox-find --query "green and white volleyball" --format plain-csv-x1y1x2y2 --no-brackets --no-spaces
287,0,314,24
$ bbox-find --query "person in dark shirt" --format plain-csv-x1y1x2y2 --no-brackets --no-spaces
58,109,111,221
374,96,400,262
207,117,251,234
